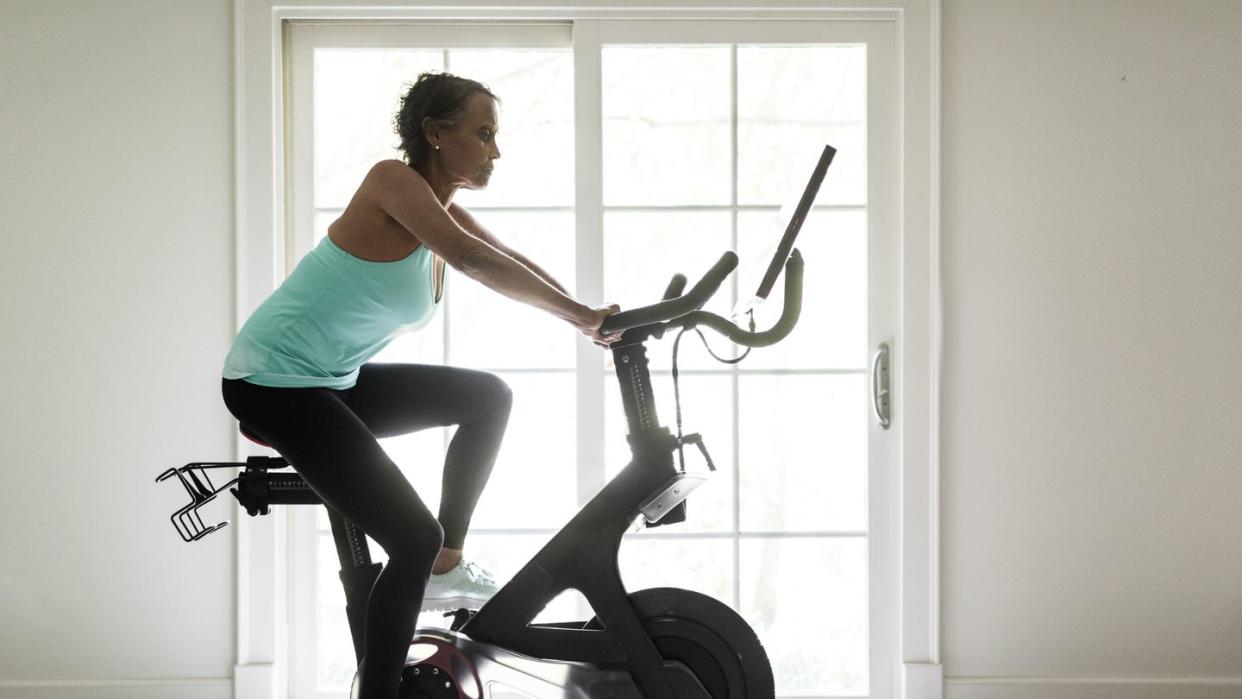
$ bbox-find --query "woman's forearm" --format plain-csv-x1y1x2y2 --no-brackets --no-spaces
445,202,571,296
507,250,569,295
456,240,588,325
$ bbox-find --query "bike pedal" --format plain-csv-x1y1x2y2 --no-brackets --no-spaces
442,608,476,631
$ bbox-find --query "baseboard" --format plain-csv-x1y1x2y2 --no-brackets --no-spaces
905,662,945,699
0,678,230,699
945,677,1242,699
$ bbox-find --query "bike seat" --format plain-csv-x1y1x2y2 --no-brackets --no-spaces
239,424,271,448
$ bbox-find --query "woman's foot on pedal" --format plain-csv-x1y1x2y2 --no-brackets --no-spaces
422,559,499,612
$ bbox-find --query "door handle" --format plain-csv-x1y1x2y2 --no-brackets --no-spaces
871,343,891,430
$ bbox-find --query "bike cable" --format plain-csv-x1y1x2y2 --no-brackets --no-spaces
669,310,755,472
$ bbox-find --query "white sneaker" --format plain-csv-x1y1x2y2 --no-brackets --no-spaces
422,559,499,612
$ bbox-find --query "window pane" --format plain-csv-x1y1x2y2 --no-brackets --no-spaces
738,374,867,532
604,210,735,372
448,49,575,208
737,208,867,369
602,47,732,206
605,373,734,533
737,45,866,207
314,49,445,208
470,371,578,529
447,210,575,370
740,537,867,695
316,601,355,691
618,536,733,604
381,427,452,518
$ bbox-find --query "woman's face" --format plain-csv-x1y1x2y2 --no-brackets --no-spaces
431,92,501,190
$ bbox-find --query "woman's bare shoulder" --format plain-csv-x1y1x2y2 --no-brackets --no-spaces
355,159,434,212
352,160,478,266
363,159,420,188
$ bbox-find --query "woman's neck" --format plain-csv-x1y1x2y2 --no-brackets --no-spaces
416,163,459,207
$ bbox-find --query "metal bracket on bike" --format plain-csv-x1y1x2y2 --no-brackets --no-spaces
620,429,718,527
638,471,709,525
155,461,245,542
155,456,290,542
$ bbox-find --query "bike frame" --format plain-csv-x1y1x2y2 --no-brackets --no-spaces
460,336,699,697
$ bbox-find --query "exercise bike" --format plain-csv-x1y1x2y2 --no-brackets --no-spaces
158,145,834,698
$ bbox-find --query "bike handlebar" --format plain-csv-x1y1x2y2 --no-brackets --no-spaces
599,248,804,348
599,251,738,334
679,250,803,347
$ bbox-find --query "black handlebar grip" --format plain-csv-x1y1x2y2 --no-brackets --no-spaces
600,251,738,334
662,273,688,300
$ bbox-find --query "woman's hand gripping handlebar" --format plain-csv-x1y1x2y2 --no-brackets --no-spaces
599,249,805,348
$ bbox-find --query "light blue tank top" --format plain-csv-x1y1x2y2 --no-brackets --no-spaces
223,235,442,389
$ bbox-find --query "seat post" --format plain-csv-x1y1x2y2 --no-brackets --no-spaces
326,508,381,665
612,342,663,435
236,423,380,664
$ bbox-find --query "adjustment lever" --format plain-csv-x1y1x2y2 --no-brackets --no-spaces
677,433,717,472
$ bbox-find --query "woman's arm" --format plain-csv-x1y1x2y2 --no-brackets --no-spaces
448,202,569,295
363,160,615,342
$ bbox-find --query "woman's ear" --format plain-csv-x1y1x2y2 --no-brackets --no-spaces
421,116,440,150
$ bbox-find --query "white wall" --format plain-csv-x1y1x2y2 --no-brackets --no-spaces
0,1,236,697
941,1,1242,697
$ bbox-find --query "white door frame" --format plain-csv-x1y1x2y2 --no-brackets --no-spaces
233,2,941,697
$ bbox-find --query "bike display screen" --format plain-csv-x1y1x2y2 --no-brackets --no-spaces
731,144,836,318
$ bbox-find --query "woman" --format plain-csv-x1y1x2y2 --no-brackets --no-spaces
220,72,621,698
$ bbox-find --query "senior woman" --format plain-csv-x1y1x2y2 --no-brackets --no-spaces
220,72,620,698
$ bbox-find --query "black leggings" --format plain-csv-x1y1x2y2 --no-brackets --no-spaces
221,363,512,699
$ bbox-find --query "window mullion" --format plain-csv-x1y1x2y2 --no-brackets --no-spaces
572,19,606,625
573,20,605,510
